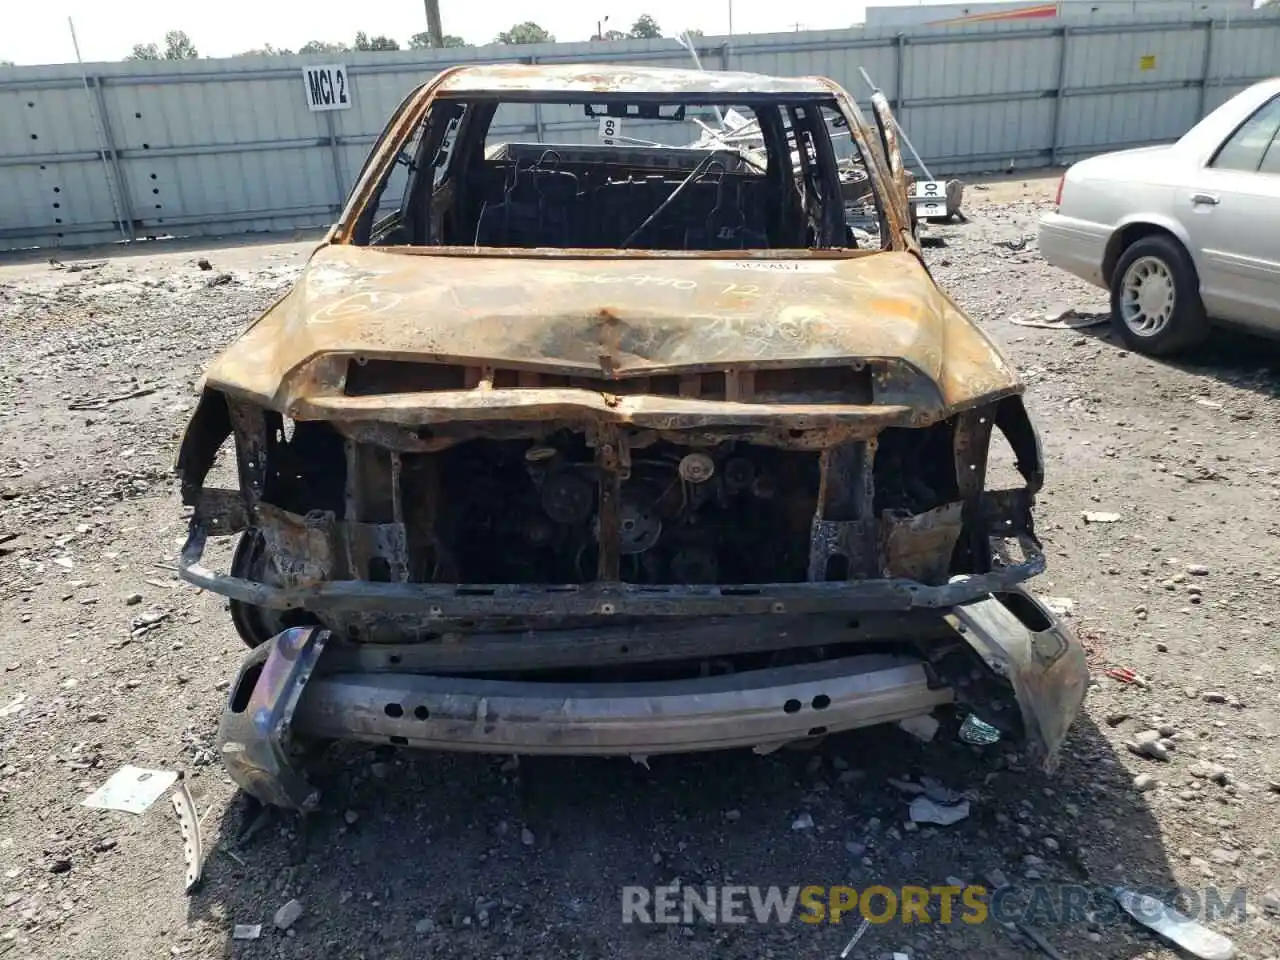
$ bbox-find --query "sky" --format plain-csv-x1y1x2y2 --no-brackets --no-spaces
2,0,1269,65
0,0,1039,65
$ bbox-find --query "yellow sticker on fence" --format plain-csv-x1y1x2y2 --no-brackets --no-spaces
1139,54,1157,70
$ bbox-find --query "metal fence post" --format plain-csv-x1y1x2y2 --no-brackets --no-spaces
1049,25,1070,167
1198,19,1216,119
894,33,905,112
87,76,135,241
323,110,345,212
531,54,545,142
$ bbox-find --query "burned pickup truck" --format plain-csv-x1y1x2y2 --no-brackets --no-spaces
175,64,1087,810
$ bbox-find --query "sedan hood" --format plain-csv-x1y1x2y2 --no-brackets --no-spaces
203,244,1020,415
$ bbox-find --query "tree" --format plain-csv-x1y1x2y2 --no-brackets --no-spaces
164,30,198,59
408,32,468,49
680,28,704,38
298,39,349,54
496,22,553,44
126,30,198,61
601,29,627,41
354,31,400,51
235,44,293,56
629,14,662,39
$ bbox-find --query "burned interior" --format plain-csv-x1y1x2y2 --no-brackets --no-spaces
353,83,876,251
174,65,1087,808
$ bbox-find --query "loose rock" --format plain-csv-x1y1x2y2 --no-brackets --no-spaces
273,899,303,931
1127,730,1170,761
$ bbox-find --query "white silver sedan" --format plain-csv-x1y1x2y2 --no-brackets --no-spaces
1038,78,1280,355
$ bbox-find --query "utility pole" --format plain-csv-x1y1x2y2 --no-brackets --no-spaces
424,0,444,47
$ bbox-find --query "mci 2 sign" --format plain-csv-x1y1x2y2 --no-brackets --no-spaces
302,65,351,112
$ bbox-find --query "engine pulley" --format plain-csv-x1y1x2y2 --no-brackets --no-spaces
678,452,715,484
617,500,662,555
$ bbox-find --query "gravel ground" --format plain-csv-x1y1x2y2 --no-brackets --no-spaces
2,174,1279,960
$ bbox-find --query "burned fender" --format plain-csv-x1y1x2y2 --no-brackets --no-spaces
946,587,1088,771
215,625,330,810
174,389,231,504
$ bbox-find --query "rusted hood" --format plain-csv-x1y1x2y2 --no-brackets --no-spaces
204,244,1020,413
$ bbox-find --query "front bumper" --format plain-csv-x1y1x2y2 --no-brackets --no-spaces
1037,212,1110,288
216,589,1089,810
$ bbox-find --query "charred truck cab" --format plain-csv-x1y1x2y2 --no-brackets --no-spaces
175,64,1087,810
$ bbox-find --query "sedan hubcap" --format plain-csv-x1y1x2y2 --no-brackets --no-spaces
1120,256,1176,337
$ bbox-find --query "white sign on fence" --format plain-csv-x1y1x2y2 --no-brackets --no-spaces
302,65,351,112
598,116,622,145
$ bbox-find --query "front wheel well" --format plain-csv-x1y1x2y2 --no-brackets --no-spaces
1102,223,1191,286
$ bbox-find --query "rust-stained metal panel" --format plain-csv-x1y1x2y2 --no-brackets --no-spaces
199,244,1021,417
435,63,830,96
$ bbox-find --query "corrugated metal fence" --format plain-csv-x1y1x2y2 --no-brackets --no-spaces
1,12,1276,251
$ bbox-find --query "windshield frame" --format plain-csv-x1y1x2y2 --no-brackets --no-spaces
331,70,908,255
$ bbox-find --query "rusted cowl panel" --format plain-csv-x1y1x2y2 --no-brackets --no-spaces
435,63,832,97
202,245,1021,419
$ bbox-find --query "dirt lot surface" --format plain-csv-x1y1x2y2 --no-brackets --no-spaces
3,174,1279,960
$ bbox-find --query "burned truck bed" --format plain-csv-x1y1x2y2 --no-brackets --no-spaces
174,63,1088,810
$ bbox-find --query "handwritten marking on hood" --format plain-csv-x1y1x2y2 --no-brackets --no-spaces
716,260,836,273
311,291,406,325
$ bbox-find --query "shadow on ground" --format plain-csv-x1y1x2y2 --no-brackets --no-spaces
0,228,327,269
1075,317,1280,402
187,711,1183,959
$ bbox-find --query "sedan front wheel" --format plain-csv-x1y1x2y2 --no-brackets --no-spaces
1109,234,1208,356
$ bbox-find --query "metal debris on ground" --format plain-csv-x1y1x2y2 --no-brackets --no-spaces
67,386,159,411
1106,667,1145,686
231,924,261,940
1009,312,1108,330
1081,511,1121,524
958,714,1002,745
82,765,178,814
170,774,205,894
1113,887,1236,960
909,795,971,826
839,915,872,958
